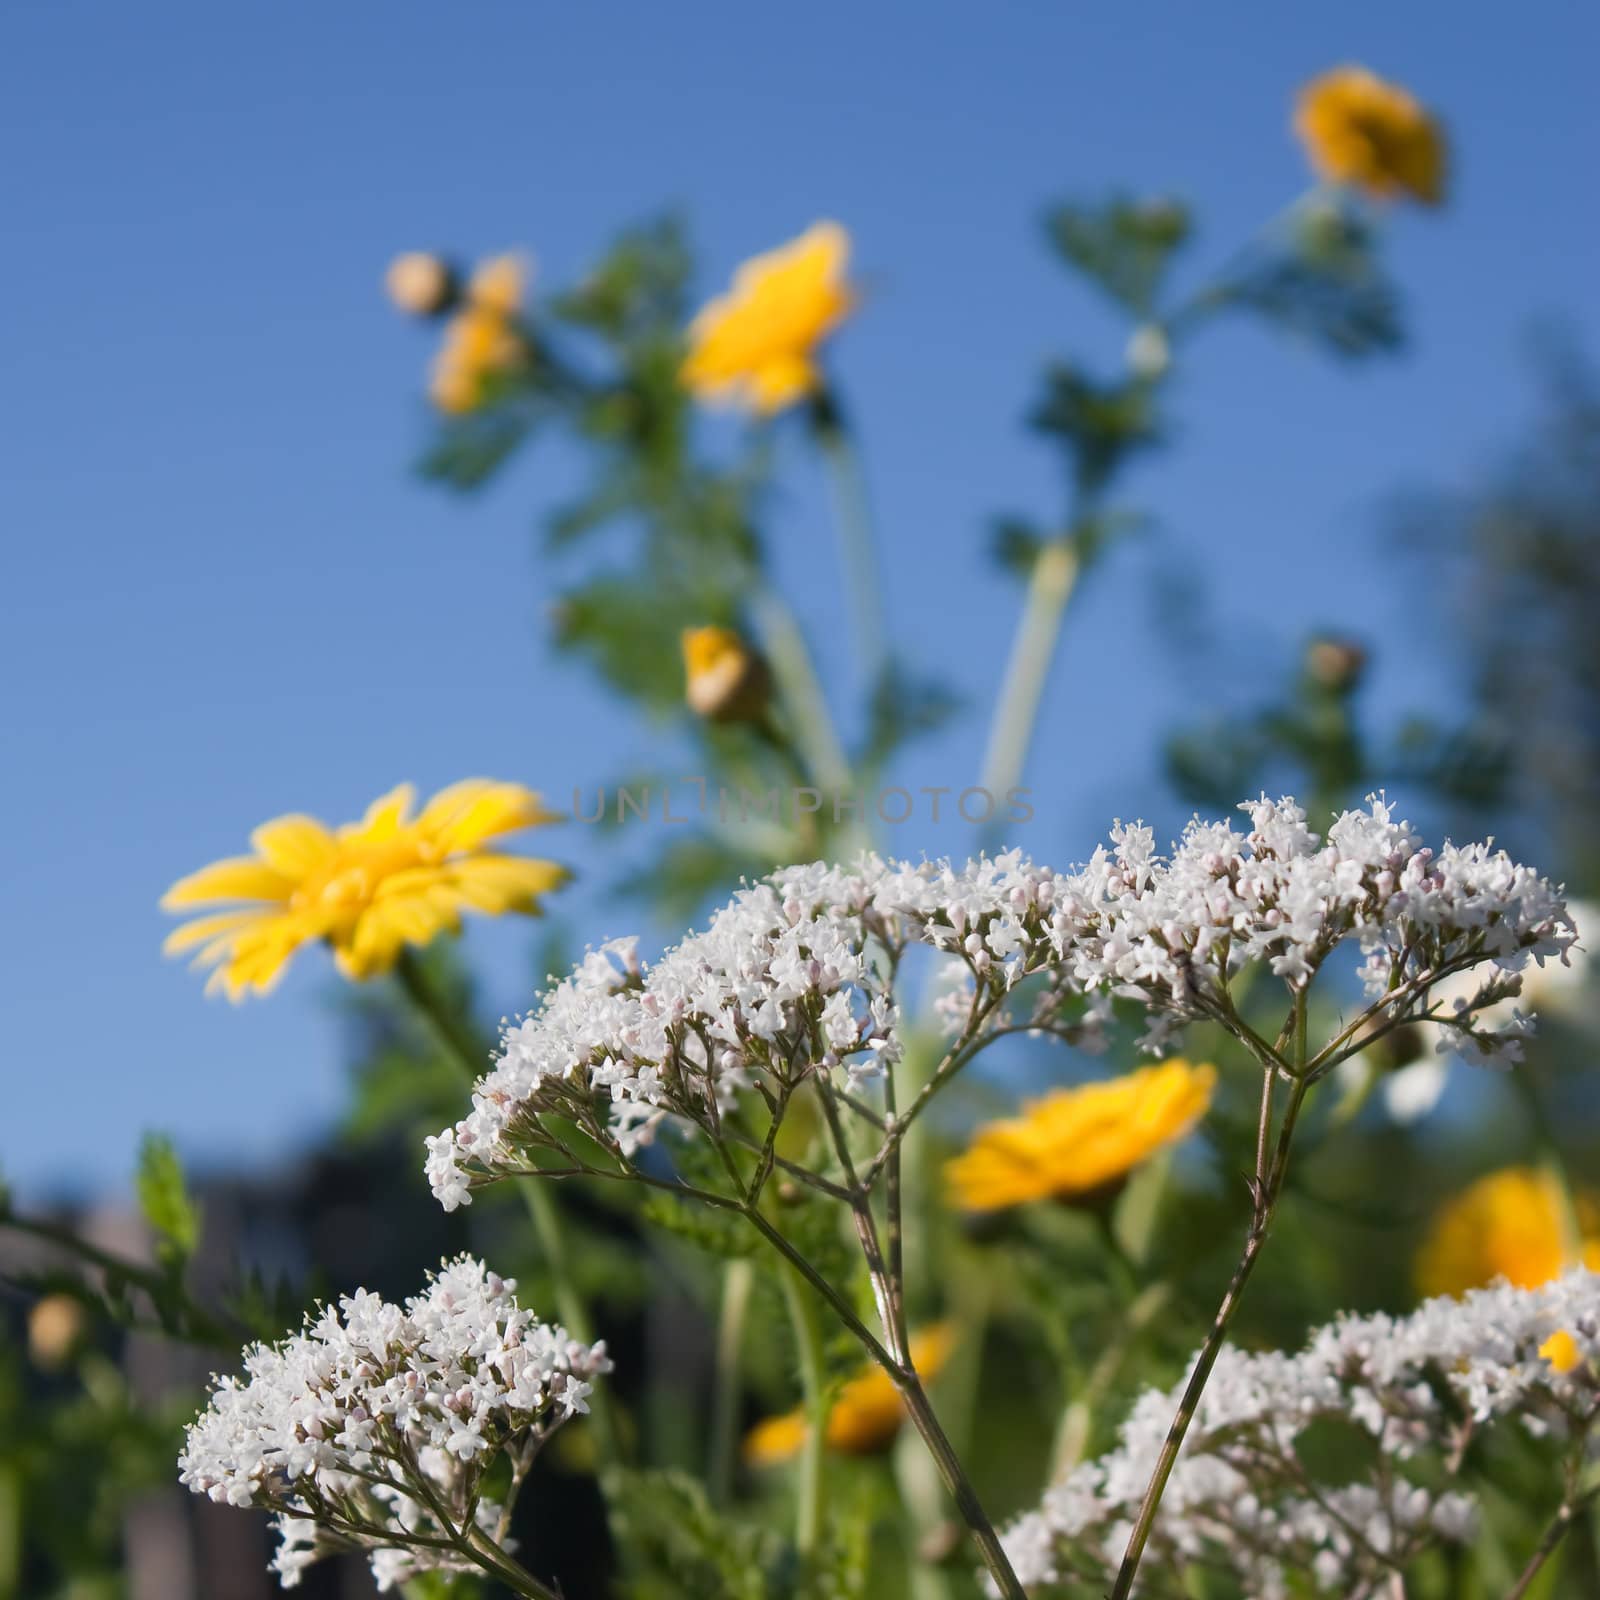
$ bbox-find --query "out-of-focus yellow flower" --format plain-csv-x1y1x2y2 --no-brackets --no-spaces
425,252,533,414
1541,1330,1582,1375
681,222,856,415
430,304,527,415
385,252,456,318
744,1324,955,1466
1294,66,1446,205
1417,1167,1600,1297
467,253,529,320
29,1293,87,1370
162,780,566,999
1418,1166,1600,1373
681,625,770,723
945,1059,1217,1214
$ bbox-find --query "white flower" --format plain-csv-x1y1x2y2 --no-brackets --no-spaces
424,796,1573,1212
998,1270,1600,1594
178,1256,610,1591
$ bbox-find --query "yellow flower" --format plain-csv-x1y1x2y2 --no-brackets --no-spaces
466,252,529,319
945,1059,1217,1214
162,780,566,999
1418,1167,1600,1374
385,251,455,318
681,222,856,415
681,625,770,723
744,1324,955,1466
1416,1167,1600,1298
430,303,527,415
1294,65,1447,205
1541,1330,1582,1375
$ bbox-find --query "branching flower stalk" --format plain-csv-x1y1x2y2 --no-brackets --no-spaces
1001,1270,1600,1597
423,794,1572,1598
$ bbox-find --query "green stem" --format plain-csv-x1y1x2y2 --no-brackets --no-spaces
751,587,852,794
777,1258,829,1556
979,536,1081,809
1050,1283,1173,1480
708,1257,755,1506
811,392,888,686
1107,1060,1311,1600
392,950,622,1472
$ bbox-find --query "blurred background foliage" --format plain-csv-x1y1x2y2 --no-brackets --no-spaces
5,56,1600,1600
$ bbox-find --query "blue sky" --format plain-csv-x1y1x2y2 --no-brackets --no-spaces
2,2,1596,1199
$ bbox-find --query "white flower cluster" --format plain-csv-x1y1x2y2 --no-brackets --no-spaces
424,796,1572,1210
178,1256,611,1591
1000,1270,1600,1598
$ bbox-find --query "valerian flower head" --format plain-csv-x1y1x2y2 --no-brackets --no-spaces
178,1256,610,1591
162,779,567,998
1000,1270,1600,1597
424,797,1572,1214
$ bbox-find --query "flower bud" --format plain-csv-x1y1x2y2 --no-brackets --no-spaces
681,626,771,724
1304,634,1368,692
467,252,530,319
385,252,457,318
28,1292,86,1370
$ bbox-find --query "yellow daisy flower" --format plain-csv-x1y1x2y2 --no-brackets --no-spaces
1417,1167,1600,1297
162,779,566,999
945,1059,1217,1214
744,1324,955,1466
680,221,856,415
1417,1166,1600,1374
1294,65,1447,205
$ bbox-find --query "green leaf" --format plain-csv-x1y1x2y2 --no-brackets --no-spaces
1045,195,1193,315
134,1134,199,1263
611,1468,779,1600
1031,363,1165,496
1214,199,1404,360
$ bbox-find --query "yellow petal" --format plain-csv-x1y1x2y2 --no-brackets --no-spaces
163,908,274,956
161,857,297,910
248,814,337,877
1542,1330,1582,1373
343,784,417,844
445,855,569,913
419,779,559,852
743,1411,808,1467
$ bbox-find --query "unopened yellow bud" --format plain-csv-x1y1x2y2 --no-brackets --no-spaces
29,1292,86,1370
468,253,530,319
385,252,456,318
681,626,770,723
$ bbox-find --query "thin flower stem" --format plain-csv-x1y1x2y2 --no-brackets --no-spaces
708,1257,755,1507
1050,1283,1174,1479
811,392,888,687
978,535,1081,808
1108,1061,1312,1600
751,587,852,793
1505,1491,1597,1600
392,951,623,1473
776,1252,830,1556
